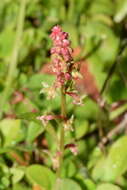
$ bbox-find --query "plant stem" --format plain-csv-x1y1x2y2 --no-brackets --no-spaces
55,86,66,189
0,0,27,119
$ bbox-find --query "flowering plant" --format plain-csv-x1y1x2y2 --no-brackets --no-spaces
37,25,83,187
1,0,127,190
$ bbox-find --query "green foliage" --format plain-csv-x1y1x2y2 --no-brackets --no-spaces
10,167,24,185
92,136,127,182
0,119,24,147
59,179,82,190
13,184,31,190
0,0,127,189
115,0,127,22
96,183,121,190
26,164,55,190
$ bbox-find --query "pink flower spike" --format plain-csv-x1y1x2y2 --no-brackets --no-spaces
50,25,73,71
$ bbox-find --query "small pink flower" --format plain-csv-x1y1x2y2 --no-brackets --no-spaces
64,72,71,80
57,72,65,85
50,25,62,40
63,115,74,131
65,143,78,156
65,91,84,105
37,115,55,126
40,83,57,99
37,114,64,126
60,32,68,40
50,47,61,54
62,39,70,47
52,151,62,170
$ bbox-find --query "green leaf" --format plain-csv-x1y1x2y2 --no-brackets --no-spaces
104,136,127,181
75,120,89,139
81,21,119,63
62,24,79,47
62,160,77,178
0,147,13,154
25,164,55,190
26,74,55,90
83,179,96,190
110,103,127,120
88,0,114,16
26,121,44,143
10,167,24,184
92,156,106,181
0,25,15,58
13,183,31,190
15,98,38,114
97,183,121,190
114,0,127,22
88,147,103,169
77,140,87,156
92,136,127,182
107,75,127,102
1,176,10,188
17,112,40,123
80,21,119,89
58,178,82,190
0,119,24,147
75,99,99,120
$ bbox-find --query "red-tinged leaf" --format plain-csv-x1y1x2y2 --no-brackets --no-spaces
75,61,104,106
5,113,16,119
9,151,28,166
39,62,54,75
113,111,127,125
11,91,24,104
111,100,127,111
110,100,127,124
72,46,82,58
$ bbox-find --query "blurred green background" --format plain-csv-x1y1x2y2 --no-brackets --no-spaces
0,0,127,190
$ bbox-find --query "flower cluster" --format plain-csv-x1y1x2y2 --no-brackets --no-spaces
41,25,83,104
38,26,84,126
50,25,73,63
50,25,73,88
